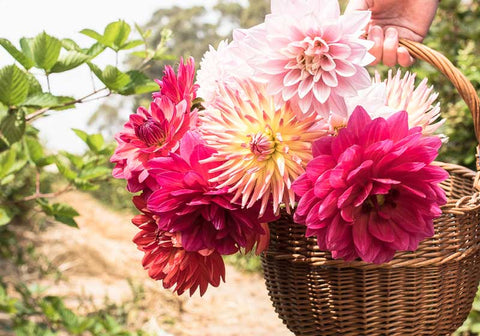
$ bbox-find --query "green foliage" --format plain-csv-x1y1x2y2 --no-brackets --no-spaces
0,19,171,335
409,0,480,168
0,280,149,336
224,252,262,274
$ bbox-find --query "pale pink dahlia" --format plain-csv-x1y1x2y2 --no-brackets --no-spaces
244,0,374,117
111,96,196,192
196,37,254,106
132,195,225,296
153,57,199,109
342,70,444,135
200,79,328,215
292,107,448,263
146,131,277,255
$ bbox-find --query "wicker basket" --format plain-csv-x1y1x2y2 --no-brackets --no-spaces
261,40,480,336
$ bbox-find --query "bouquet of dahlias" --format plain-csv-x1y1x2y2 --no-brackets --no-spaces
111,0,448,296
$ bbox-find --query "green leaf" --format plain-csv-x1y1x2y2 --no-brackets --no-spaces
73,178,98,191
61,38,81,51
103,20,131,50
31,32,62,72
79,166,111,180
55,159,77,180
50,51,90,73
84,42,105,58
120,70,157,95
135,23,151,39
80,28,104,43
37,200,79,228
86,133,104,153
22,93,75,109
89,64,130,92
0,206,14,226
19,37,34,61
26,73,43,97
0,147,26,179
72,128,88,142
120,39,143,50
0,65,30,106
0,38,34,70
23,136,52,167
0,110,26,146
62,151,84,169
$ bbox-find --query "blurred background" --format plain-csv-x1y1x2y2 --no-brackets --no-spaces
0,0,479,335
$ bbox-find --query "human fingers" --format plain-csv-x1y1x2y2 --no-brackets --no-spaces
397,46,415,67
383,28,399,67
368,25,383,65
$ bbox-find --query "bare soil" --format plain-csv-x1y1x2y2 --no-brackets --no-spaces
18,191,294,336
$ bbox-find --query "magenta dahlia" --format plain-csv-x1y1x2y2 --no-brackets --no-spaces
111,96,196,192
292,107,448,263
146,131,278,255
132,195,225,296
153,57,199,109
243,0,374,117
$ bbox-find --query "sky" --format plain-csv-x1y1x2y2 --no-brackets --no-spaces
0,0,219,153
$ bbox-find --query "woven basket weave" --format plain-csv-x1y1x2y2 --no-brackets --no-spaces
261,40,480,336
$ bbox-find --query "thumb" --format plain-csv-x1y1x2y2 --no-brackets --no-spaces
345,0,369,12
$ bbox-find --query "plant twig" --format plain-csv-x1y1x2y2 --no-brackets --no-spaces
19,185,74,202
25,88,110,122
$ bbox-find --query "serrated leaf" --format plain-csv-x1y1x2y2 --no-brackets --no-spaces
0,38,34,70
99,65,131,91
26,73,43,97
73,178,98,191
86,133,104,153
55,159,77,180
24,136,45,166
0,110,26,146
79,166,111,180
19,37,34,60
0,65,30,106
31,32,62,72
50,51,90,73
80,29,104,43
120,70,157,95
71,128,88,142
120,39,143,50
63,152,84,170
84,42,105,58
52,203,79,218
0,174,14,185
0,206,14,226
103,20,131,50
61,38,81,51
22,93,75,109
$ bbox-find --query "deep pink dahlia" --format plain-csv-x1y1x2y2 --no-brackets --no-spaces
292,107,448,263
111,96,196,192
243,0,374,118
146,131,278,255
153,57,199,109
132,195,225,296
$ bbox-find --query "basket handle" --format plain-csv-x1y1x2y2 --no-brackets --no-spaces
399,39,480,173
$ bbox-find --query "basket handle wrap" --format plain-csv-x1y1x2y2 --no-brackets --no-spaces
399,39,480,174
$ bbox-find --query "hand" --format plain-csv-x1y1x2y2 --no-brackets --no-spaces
346,0,439,67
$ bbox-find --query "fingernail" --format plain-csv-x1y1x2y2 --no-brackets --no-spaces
385,28,397,39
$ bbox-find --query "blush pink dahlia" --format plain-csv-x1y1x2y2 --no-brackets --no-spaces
244,0,374,117
147,131,277,255
153,57,199,109
292,107,448,263
132,195,225,296
200,79,327,215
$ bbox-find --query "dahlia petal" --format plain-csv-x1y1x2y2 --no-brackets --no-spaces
312,82,331,103
340,11,371,35
298,76,315,98
368,215,396,243
326,214,351,251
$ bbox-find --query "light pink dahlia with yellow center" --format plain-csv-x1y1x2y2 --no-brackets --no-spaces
243,0,374,118
200,79,328,215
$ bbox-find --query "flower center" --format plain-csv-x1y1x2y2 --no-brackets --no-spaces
362,189,399,214
248,127,276,161
135,118,166,146
297,36,330,77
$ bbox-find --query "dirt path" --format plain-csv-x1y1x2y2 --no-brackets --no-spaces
34,191,294,336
